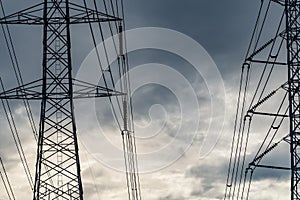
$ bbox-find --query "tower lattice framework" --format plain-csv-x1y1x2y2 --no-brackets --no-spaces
225,0,300,199
0,1,122,199
286,0,300,198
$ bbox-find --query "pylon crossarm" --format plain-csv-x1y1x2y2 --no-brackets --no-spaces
249,163,291,170
0,78,124,100
0,3,44,25
0,79,42,100
0,2,121,25
72,78,125,99
68,2,121,24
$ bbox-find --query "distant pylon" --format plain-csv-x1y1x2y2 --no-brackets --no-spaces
0,1,121,199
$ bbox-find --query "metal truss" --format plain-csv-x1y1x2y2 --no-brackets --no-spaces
0,79,124,100
286,0,300,199
0,1,121,199
246,0,300,199
0,2,120,25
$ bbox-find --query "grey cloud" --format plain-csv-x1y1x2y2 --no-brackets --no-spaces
0,1,287,200
125,1,261,76
158,194,184,200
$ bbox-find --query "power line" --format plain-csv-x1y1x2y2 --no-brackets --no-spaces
0,0,38,141
82,0,142,198
0,157,16,200
0,78,34,190
225,0,298,199
0,1,142,199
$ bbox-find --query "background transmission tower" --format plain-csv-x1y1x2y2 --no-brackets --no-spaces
224,0,300,199
0,1,128,199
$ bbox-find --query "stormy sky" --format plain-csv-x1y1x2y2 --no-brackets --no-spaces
0,1,292,200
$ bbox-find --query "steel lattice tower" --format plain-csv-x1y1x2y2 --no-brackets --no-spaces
286,0,300,198
224,0,300,199
0,1,122,199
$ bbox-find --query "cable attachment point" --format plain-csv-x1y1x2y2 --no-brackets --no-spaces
245,166,254,174
244,113,252,121
242,62,251,70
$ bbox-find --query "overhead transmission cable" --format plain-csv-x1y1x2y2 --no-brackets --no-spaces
81,0,141,199
248,10,285,110
0,0,38,141
114,0,142,198
224,1,266,197
121,0,142,197
82,0,122,130
0,78,34,190
98,1,136,197
225,3,265,198
224,0,287,199
236,9,287,199
0,0,55,188
93,0,124,121
230,63,251,199
110,0,142,197
0,157,16,200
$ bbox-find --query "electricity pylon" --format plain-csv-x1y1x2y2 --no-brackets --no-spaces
0,1,122,199
225,0,300,199
285,0,300,198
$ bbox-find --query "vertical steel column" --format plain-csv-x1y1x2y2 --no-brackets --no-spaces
286,0,300,199
33,1,83,199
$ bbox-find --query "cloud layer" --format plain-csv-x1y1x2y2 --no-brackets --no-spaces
0,1,292,200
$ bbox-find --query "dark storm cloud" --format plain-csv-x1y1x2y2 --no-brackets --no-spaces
131,84,180,118
0,1,260,80
0,1,284,199
125,0,261,76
